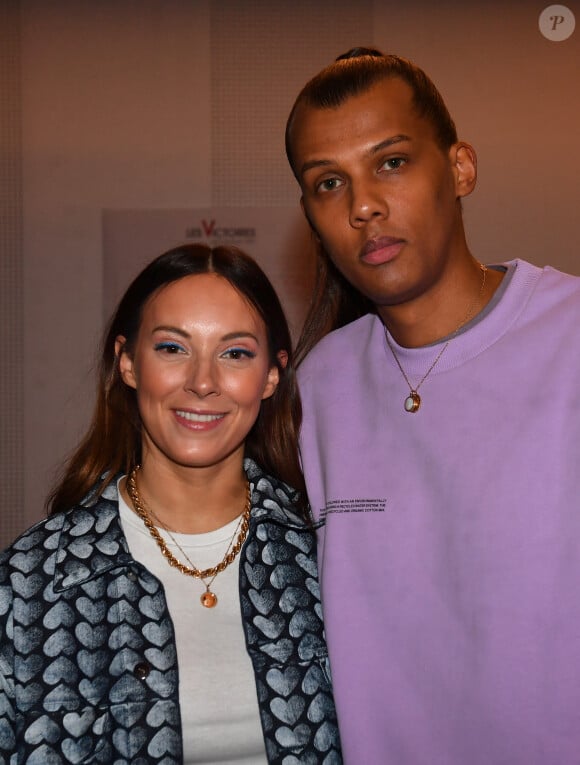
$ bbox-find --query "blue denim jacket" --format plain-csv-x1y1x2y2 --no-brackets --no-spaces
0,460,342,764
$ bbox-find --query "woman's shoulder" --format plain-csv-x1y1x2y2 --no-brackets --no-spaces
1,480,123,581
244,458,309,529
1,512,66,563
0,513,68,602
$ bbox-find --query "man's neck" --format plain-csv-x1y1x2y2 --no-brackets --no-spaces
379,261,505,348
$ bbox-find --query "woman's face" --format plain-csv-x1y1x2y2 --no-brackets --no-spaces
118,273,279,475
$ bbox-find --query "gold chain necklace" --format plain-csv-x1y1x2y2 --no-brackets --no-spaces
126,466,251,608
147,502,245,608
384,263,487,413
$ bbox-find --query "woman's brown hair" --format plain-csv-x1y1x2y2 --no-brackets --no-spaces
47,243,307,517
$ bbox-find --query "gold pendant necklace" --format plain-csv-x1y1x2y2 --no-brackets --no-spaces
126,466,251,608
148,504,245,608
384,264,487,413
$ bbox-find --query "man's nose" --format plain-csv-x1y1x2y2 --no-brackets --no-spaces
349,178,389,228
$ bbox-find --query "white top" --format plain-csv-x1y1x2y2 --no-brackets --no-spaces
118,482,267,765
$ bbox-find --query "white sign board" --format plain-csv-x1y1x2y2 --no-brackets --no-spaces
102,208,315,341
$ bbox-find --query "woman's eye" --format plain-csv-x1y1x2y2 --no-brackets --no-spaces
154,342,185,354
222,348,255,361
316,177,343,193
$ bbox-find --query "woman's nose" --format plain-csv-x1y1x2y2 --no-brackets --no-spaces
184,359,219,397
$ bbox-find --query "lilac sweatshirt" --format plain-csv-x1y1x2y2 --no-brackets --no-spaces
299,260,580,764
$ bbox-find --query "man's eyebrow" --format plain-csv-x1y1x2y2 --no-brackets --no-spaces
299,134,412,177
299,158,334,177
370,134,411,155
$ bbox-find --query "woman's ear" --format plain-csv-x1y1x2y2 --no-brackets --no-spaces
261,351,288,401
450,141,477,199
261,365,280,401
115,335,137,390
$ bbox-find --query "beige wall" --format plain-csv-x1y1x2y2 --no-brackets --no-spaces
373,1,579,272
2,0,579,544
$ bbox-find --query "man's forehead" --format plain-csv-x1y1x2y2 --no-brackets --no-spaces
292,80,423,148
294,78,415,127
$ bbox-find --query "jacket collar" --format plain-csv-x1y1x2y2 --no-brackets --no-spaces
53,478,133,592
53,460,307,592
243,458,307,529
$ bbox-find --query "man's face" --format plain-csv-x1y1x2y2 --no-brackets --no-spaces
289,77,474,312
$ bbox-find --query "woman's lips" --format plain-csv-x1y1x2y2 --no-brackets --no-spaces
360,236,405,265
174,409,225,430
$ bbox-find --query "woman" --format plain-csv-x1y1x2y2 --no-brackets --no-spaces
0,244,342,764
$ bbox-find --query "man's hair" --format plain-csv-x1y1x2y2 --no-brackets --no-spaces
286,48,458,363
286,47,458,177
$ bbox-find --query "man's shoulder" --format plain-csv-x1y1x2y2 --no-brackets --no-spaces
515,258,580,290
299,313,378,378
536,262,580,291
514,259,580,317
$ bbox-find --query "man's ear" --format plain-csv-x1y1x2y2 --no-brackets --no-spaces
450,142,477,199
115,335,137,390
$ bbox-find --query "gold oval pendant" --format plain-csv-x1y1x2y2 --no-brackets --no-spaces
404,391,421,413
200,590,218,608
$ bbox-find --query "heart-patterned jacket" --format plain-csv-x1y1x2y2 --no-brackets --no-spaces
0,459,342,764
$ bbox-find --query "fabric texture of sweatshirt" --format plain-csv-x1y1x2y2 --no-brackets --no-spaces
298,259,580,764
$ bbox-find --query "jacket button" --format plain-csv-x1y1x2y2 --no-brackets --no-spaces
127,570,138,582
134,662,150,680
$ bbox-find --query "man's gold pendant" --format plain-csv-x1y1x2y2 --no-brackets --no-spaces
404,391,421,413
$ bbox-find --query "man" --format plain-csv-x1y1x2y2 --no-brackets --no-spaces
286,48,580,764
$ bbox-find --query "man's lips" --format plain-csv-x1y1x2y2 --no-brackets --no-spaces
360,236,405,265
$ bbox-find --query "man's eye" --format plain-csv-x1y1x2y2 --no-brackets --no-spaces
317,177,343,193
383,157,406,171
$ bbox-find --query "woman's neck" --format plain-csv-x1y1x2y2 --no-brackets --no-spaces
122,456,248,534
